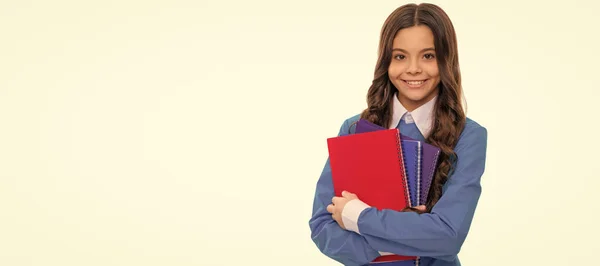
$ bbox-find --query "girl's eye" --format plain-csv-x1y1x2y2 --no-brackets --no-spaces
424,53,435,60
394,55,405,60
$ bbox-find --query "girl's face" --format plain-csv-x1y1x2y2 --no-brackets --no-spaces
388,25,441,111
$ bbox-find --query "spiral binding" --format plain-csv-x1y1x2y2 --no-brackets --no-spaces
405,142,419,207
395,129,412,208
416,141,422,206
414,142,422,266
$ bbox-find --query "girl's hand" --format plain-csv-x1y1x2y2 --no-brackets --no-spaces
413,205,427,212
326,191,358,229
327,193,428,229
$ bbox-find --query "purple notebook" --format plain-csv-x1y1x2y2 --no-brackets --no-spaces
355,119,440,205
403,139,422,206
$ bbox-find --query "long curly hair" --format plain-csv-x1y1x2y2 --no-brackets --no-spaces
359,3,466,213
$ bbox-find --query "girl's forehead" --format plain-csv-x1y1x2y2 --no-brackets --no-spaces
392,26,435,49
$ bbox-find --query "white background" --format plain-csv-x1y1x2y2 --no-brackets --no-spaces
1,0,598,265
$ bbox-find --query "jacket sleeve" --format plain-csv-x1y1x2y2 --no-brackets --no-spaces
341,125,488,262
308,118,381,266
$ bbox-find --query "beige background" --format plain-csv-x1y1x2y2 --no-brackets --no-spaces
1,0,598,265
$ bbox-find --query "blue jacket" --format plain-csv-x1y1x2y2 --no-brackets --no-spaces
308,114,488,266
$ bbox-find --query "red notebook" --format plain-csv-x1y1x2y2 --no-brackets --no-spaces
327,128,417,263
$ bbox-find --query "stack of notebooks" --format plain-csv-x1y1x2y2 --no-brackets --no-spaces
326,118,441,264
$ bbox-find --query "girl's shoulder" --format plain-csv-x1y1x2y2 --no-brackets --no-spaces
457,117,488,148
337,114,362,135
464,117,486,133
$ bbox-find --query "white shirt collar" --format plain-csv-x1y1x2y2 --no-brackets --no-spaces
389,92,436,138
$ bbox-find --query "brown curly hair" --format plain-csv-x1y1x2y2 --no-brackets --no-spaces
359,3,466,213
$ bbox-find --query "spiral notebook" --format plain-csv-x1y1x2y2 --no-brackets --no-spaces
326,128,417,263
401,139,422,206
355,119,441,205
327,128,410,211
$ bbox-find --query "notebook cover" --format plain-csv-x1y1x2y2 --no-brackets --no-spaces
326,128,410,211
368,257,420,265
328,127,417,263
420,143,440,204
355,119,440,204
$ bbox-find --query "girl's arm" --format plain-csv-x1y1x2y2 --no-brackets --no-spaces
342,123,488,262
308,118,381,266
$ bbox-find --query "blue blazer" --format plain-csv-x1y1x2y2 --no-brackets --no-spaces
308,114,488,266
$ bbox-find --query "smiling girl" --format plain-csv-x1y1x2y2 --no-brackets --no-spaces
309,3,488,266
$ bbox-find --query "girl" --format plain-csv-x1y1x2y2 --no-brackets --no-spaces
309,3,488,266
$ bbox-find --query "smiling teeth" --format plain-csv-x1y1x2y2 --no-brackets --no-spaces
407,80,424,85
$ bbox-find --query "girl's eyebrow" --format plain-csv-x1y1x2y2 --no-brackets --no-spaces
392,47,435,53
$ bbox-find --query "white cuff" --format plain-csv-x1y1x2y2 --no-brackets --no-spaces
341,199,370,234
379,251,394,256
